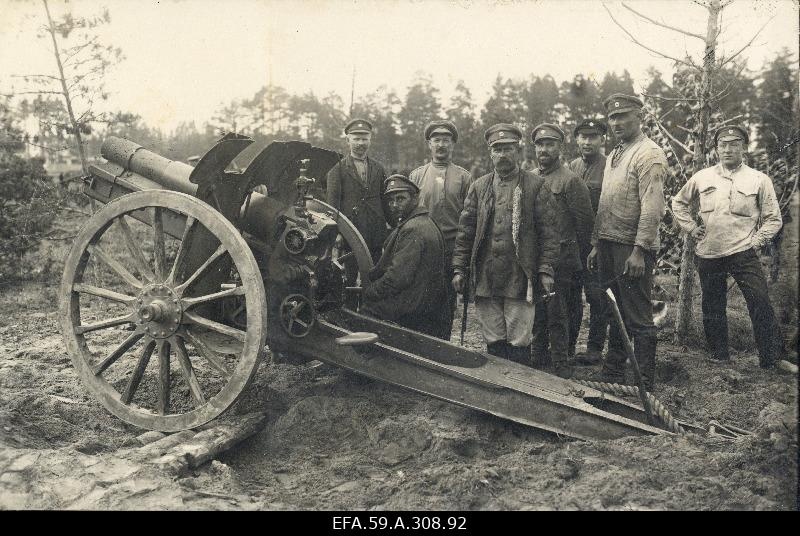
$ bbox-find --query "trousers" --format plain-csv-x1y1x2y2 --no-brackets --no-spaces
696,248,783,366
596,240,657,385
532,275,573,364
475,296,534,347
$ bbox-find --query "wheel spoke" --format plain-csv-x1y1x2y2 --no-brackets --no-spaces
92,331,143,376
157,340,170,415
167,215,196,286
152,207,167,282
74,283,136,305
87,244,143,289
174,244,227,295
183,329,232,379
75,312,137,335
121,340,155,404
173,337,206,406
117,216,155,283
337,251,354,262
182,285,246,309
184,312,246,343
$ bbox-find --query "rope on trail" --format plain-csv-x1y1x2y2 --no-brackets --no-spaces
575,379,687,435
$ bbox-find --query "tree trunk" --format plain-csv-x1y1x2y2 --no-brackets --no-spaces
42,0,88,176
674,0,721,342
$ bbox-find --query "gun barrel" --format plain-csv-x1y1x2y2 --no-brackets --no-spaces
101,136,197,195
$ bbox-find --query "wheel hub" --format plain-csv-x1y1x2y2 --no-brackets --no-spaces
136,284,182,339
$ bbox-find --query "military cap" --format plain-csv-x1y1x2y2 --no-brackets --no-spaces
383,174,420,196
531,123,565,143
424,120,459,143
603,93,644,117
484,123,523,147
573,118,607,137
714,124,749,145
344,118,373,135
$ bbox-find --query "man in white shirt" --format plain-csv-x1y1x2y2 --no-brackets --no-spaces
671,124,784,367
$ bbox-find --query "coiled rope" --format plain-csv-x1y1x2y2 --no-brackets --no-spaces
575,379,686,435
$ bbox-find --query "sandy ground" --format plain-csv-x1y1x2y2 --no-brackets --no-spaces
0,278,796,510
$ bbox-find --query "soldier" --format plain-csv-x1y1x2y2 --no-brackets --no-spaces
671,125,784,367
568,118,611,365
409,120,473,336
451,124,559,364
326,118,389,264
587,94,667,390
361,175,450,339
530,123,594,378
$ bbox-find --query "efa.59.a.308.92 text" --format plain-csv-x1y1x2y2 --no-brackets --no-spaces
332,516,468,531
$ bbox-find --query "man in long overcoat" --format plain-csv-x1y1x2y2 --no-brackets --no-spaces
451,124,560,364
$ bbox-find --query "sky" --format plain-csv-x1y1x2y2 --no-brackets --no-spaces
1,0,797,133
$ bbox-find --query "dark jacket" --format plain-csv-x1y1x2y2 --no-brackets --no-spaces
534,161,595,274
568,153,606,214
326,155,388,256
362,206,449,338
452,168,559,290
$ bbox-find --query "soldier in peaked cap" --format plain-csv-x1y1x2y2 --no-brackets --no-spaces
672,124,784,368
587,93,667,389
568,118,611,366
361,175,450,339
409,119,473,337
326,118,389,308
451,123,560,365
326,118,389,262
529,123,594,378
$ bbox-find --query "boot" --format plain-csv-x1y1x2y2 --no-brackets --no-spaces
600,349,626,385
552,360,574,379
634,333,657,391
487,340,509,359
507,344,532,367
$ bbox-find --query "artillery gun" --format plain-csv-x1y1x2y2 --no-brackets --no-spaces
60,134,680,440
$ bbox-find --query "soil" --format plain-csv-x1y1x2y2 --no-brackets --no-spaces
0,278,796,510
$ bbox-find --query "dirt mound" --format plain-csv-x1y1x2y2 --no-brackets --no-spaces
0,283,797,510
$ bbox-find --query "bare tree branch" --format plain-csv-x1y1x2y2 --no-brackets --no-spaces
621,2,705,40
658,102,684,122
642,93,700,102
602,3,700,70
718,16,773,68
717,114,745,126
675,124,696,135
11,74,61,81
660,122,695,155
2,90,64,96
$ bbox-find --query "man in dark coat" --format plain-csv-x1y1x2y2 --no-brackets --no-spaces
361,175,450,339
530,123,594,378
568,118,610,365
326,118,389,263
451,124,560,364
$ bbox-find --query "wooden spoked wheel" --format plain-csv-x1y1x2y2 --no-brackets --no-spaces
59,191,267,432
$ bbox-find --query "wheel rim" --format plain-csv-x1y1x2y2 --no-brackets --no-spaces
306,198,374,308
59,191,267,432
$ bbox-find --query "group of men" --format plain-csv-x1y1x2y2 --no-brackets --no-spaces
325,93,785,390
